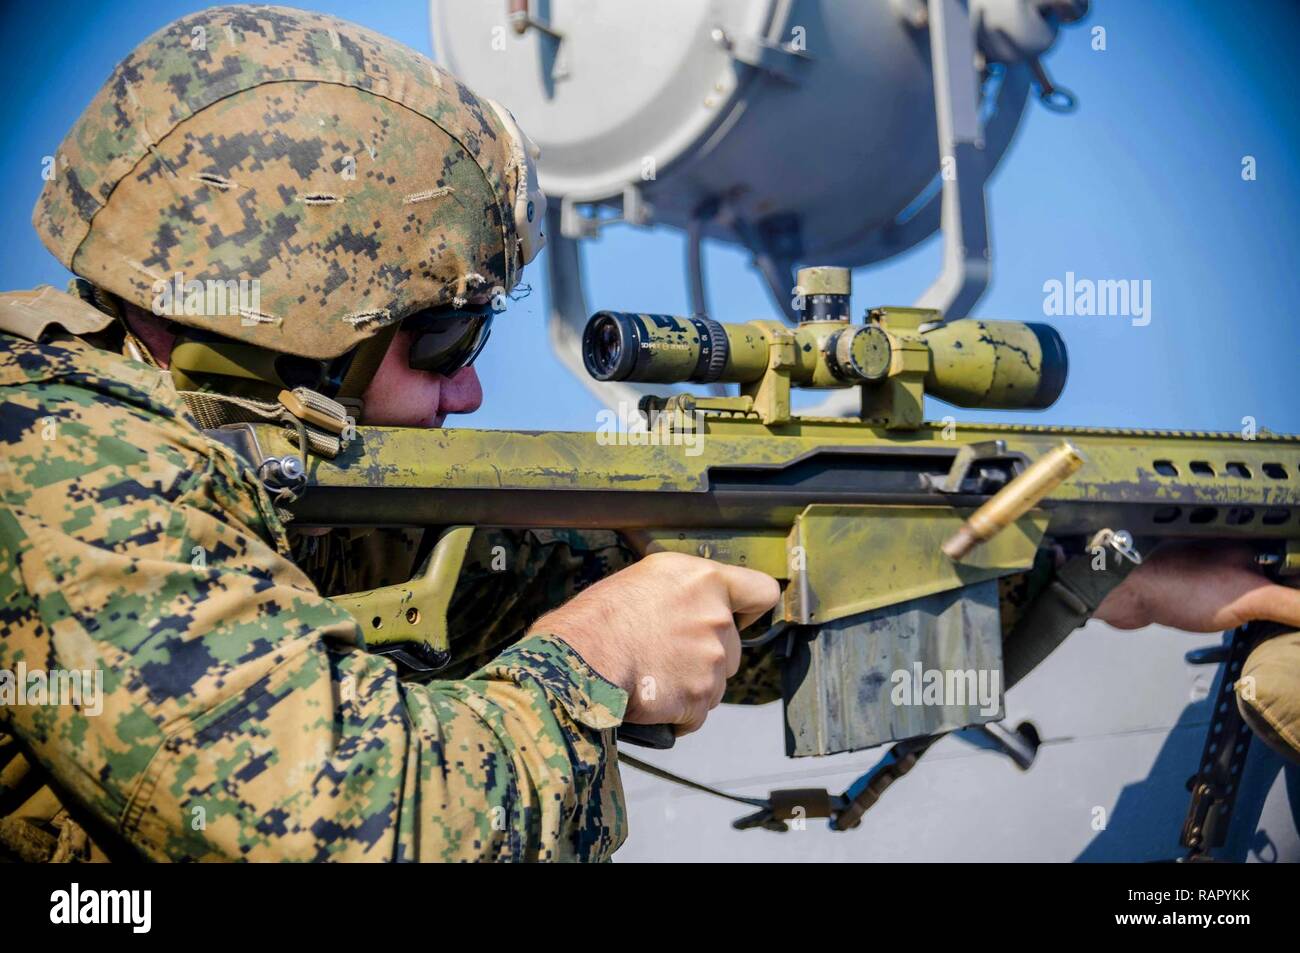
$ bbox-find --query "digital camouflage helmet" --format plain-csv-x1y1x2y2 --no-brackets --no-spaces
33,4,545,435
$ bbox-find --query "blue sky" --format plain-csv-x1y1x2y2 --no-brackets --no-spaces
2,0,1296,434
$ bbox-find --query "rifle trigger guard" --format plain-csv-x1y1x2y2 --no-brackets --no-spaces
741,619,793,650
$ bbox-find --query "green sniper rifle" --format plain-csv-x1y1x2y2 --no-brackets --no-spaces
222,266,1300,840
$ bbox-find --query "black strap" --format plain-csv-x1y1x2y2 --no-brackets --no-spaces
1003,535,1147,688
336,321,401,404
617,752,768,810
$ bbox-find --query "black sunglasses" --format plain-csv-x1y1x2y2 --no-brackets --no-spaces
405,307,494,376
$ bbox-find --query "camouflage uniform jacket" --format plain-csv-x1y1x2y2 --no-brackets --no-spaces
0,307,630,861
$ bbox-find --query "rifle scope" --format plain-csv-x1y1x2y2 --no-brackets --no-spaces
582,311,1067,411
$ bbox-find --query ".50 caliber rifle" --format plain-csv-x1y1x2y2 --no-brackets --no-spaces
220,266,1300,842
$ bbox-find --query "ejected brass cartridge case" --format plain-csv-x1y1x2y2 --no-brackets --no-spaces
942,442,1085,560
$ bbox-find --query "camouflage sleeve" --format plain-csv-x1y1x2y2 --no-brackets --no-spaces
0,332,627,861
442,528,637,678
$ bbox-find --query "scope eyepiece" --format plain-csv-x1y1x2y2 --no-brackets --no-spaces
1024,323,1069,409
921,319,1068,410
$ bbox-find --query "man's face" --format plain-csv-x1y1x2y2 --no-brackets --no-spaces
121,301,486,430
359,327,483,428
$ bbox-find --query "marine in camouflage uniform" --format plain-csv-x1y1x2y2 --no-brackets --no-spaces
0,5,631,861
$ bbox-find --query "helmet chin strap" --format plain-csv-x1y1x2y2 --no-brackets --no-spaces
98,281,405,463
165,324,404,463
333,319,402,422
179,386,350,462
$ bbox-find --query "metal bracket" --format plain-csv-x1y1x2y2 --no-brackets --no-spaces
924,439,1024,493
206,423,305,501
559,187,650,240
506,0,569,89
730,734,941,832
733,212,802,323
1179,623,1266,859
508,0,562,41
914,0,991,319
710,27,811,84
